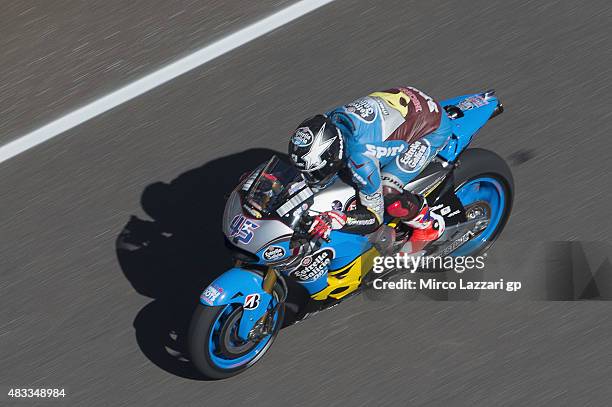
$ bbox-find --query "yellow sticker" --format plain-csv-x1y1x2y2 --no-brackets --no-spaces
370,90,411,117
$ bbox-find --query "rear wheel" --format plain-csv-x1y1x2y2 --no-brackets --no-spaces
188,285,284,379
449,148,514,256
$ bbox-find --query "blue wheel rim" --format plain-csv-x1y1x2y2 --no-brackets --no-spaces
208,302,279,370
452,176,507,256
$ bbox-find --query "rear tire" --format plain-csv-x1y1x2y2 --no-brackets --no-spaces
455,148,514,193
450,148,514,256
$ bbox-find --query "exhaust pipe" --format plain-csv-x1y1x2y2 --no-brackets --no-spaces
491,102,504,118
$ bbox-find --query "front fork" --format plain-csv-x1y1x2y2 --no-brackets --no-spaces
239,263,282,341
234,259,279,295
262,266,278,294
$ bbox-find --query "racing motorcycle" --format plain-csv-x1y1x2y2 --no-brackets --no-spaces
188,90,513,379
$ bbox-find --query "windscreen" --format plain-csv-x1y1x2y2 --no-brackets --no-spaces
241,156,306,218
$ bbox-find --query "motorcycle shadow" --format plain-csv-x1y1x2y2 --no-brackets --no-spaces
116,148,289,380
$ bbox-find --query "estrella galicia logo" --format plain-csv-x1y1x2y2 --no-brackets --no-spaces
229,214,259,244
262,245,286,261
396,139,431,173
345,98,376,123
289,248,335,281
292,127,314,147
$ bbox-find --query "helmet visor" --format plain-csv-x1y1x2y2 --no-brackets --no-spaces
300,167,337,188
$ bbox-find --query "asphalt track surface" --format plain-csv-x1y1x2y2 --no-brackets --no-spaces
2,1,612,406
0,0,294,145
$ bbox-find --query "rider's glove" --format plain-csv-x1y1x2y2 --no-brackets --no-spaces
308,211,347,241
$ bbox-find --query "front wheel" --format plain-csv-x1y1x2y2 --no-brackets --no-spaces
188,287,284,379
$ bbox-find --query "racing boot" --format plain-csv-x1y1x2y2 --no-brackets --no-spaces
402,203,445,254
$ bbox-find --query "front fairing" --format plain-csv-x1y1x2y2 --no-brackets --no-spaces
223,189,294,257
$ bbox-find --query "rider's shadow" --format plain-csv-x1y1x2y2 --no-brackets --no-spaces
115,148,288,379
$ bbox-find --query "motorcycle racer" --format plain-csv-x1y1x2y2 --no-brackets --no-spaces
289,86,452,252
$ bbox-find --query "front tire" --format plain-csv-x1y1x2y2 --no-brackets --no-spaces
188,287,284,379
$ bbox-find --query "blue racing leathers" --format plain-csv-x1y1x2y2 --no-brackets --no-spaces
327,86,452,233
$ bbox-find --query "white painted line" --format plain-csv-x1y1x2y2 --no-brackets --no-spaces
0,0,336,164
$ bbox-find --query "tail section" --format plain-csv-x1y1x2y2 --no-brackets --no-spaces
438,90,503,162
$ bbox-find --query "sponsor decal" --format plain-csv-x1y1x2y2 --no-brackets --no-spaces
277,189,313,217
436,206,460,218
396,139,431,173
403,89,422,112
470,96,487,107
381,173,404,193
373,96,390,115
351,170,368,187
404,87,439,113
457,95,489,111
345,98,376,123
290,248,335,281
332,200,343,211
301,255,313,267
337,127,344,160
292,127,314,147
243,293,261,310
288,180,306,195
448,209,461,217
200,285,223,305
229,214,259,244
347,216,376,226
365,144,406,159
440,230,475,256
262,245,286,261
457,100,475,110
